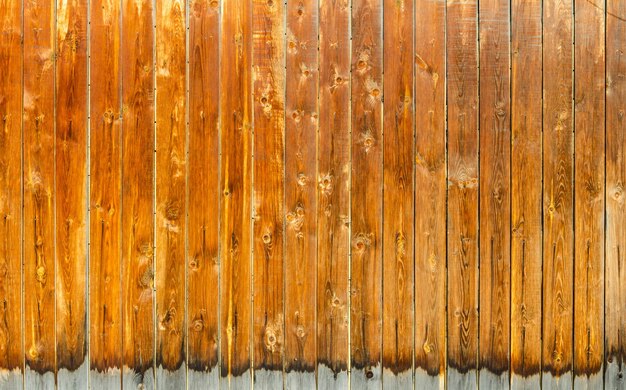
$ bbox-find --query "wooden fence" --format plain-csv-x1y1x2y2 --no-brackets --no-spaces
0,0,624,388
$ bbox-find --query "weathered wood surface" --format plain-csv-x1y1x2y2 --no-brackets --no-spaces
317,0,350,388
606,0,626,388
284,1,318,388
0,0,22,388
510,0,542,388
23,0,57,387
219,0,253,387
3,0,626,388
414,0,446,387
382,0,414,387
478,0,511,386
574,0,605,388
251,0,285,388
89,0,123,386
350,0,382,388
543,0,574,387
121,0,155,386
446,0,479,387
187,0,220,388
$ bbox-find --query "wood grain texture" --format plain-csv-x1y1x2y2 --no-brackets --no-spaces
284,1,318,388
606,0,626,388
317,0,350,387
478,0,511,386
414,0,446,387
23,0,57,387
155,0,187,386
510,0,542,387
89,0,123,386
446,0,479,388
121,0,155,386
55,0,89,385
251,0,285,388
382,0,414,386
350,0,383,388
0,0,23,387
573,0,605,387
187,0,220,387
219,0,253,386
542,0,573,386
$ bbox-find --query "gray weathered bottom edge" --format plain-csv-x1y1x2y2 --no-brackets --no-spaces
510,372,540,390
317,364,347,390
574,371,603,390
57,359,89,390
382,367,412,389
156,363,186,389
25,366,55,390
447,367,477,389
285,370,315,390
90,366,122,389
479,368,509,389
188,367,219,390
541,371,573,390
123,365,156,389
0,368,22,390
351,363,381,390
414,367,444,390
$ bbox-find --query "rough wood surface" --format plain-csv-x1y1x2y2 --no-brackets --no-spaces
284,1,318,388
89,0,123,386
606,0,626,388
121,0,155,386
317,0,351,388
573,0,605,387
382,0,414,386
542,0,574,387
510,0,542,387
155,0,187,386
414,0,446,387
251,0,285,388
23,0,57,387
219,0,253,387
478,0,511,386
350,0,383,387
0,0,22,387
187,0,220,388
446,0,479,387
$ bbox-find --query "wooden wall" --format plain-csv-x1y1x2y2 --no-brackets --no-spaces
0,0,625,388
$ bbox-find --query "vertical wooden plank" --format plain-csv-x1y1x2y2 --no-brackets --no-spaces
446,0,479,386
284,1,318,388
606,0,626,388
23,0,56,386
382,0,414,387
155,0,187,386
55,0,89,384
478,0,511,386
350,0,382,388
251,0,285,388
573,0,605,387
317,0,350,387
414,0,446,387
0,0,23,387
187,0,220,388
121,0,156,386
542,0,573,386
89,0,123,386
219,0,253,387
510,0,542,388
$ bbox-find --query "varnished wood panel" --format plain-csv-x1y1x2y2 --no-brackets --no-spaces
155,0,187,386
121,0,155,386
382,0,414,386
251,0,285,388
187,0,220,388
0,0,22,387
317,0,350,388
89,0,123,386
543,0,574,386
219,0,253,386
284,1,318,388
510,0,542,387
414,0,446,387
23,0,57,387
574,0,605,387
55,0,89,385
478,0,511,386
606,0,626,388
446,0,479,387
350,0,382,388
